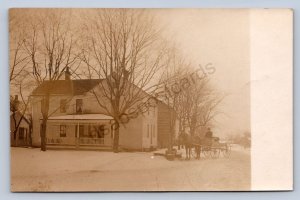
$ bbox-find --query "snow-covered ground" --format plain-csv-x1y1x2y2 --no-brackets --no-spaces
11,146,250,191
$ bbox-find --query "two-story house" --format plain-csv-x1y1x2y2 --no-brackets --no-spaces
30,69,176,151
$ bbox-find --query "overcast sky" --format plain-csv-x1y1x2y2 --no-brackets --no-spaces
154,9,251,137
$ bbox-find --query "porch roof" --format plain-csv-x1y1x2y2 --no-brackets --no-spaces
47,114,113,121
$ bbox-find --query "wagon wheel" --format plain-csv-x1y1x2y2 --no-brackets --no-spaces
191,147,197,159
210,148,220,159
202,146,211,158
221,144,231,158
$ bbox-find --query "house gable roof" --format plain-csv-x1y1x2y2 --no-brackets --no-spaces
31,79,102,96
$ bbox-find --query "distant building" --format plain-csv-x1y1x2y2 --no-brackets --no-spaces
30,70,177,151
10,111,31,147
157,102,179,148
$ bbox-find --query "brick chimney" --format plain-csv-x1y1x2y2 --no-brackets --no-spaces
65,67,71,80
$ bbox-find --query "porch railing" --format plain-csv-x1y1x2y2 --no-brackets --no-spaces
47,137,111,146
79,138,105,145
47,138,63,144
46,138,75,145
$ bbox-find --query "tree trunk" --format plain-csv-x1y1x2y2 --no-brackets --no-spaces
178,119,182,150
179,116,182,133
168,112,172,151
168,110,175,152
113,119,120,153
12,112,18,146
40,120,47,151
13,130,17,147
190,115,197,136
113,121,120,153
40,94,50,151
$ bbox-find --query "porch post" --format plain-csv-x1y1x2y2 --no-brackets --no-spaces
76,123,79,138
76,122,79,149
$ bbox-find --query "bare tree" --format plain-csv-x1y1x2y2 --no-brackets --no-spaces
9,11,30,83
80,9,166,152
10,12,35,146
185,80,226,136
20,9,79,151
158,49,225,140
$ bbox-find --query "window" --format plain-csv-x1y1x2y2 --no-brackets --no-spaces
19,128,25,139
60,99,67,113
76,99,83,114
60,125,66,137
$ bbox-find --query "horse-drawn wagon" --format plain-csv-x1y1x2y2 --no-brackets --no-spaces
194,136,231,159
179,130,232,160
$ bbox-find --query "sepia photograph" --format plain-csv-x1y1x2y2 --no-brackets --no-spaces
9,8,289,192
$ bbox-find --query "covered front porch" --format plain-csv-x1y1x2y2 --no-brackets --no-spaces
44,114,114,150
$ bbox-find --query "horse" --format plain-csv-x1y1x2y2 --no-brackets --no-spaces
181,133,195,160
179,133,203,160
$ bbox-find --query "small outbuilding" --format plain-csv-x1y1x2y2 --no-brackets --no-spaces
10,111,31,147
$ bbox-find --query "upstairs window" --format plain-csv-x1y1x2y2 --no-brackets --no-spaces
60,99,67,113
76,99,83,114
